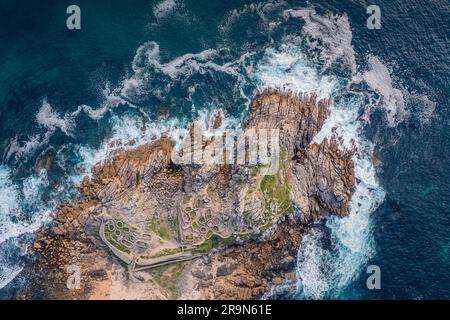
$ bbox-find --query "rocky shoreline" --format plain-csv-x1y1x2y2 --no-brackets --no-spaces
16,88,356,300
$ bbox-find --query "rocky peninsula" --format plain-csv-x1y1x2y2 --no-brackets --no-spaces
18,88,356,300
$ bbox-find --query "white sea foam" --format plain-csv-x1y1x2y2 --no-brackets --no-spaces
7,84,150,163
74,113,185,181
75,85,128,121
285,8,408,128
132,41,219,79
0,166,20,221
74,106,246,183
77,104,109,120
254,40,337,99
60,37,257,184
0,263,23,291
153,0,178,18
4,132,52,162
36,100,76,136
195,108,243,138
0,166,52,246
294,228,330,298
22,169,50,211
0,166,52,289
284,8,357,75
117,40,256,113
6,40,252,165
5,100,79,162
124,41,247,98
354,56,407,127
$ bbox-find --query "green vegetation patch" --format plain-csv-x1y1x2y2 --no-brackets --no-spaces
191,234,236,254
158,225,170,239
193,197,201,209
243,211,256,224
164,162,183,176
147,262,185,299
251,163,268,176
146,218,172,240
260,171,292,215
104,227,131,254
136,172,141,185
142,247,181,259
184,207,197,220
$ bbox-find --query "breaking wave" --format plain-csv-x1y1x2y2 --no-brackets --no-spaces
0,166,52,290
254,39,337,98
0,167,51,246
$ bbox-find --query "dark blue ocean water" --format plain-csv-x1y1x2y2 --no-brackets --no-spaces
0,0,448,299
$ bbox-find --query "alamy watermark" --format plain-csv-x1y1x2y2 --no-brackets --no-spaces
367,5,381,29
171,124,280,176
366,265,381,290
66,264,81,290
66,5,81,30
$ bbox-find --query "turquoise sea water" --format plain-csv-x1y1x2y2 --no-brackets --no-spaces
0,0,448,299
